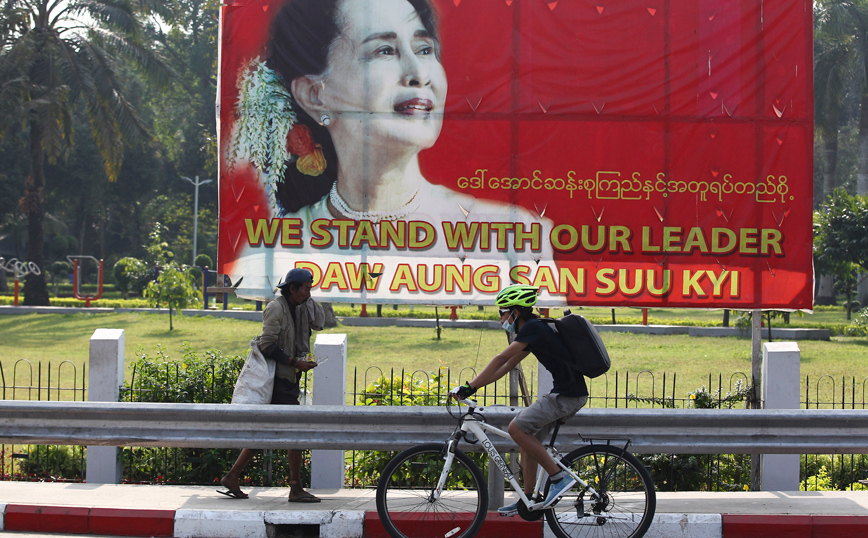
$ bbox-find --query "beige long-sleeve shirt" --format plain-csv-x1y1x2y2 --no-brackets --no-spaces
259,296,325,382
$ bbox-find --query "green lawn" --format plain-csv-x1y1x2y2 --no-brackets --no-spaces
1,311,867,406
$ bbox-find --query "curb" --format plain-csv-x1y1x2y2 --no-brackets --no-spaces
722,514,868,538
2,505,174,536
4,504,868,537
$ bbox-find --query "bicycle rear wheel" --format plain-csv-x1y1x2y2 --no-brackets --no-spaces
376,443,488,538
545,445,656,538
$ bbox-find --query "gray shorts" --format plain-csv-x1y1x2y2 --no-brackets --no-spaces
513,393,588,442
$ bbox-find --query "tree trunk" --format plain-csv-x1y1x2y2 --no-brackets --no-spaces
858,92,868,195
22,120,50,306
821,125,839,199
816,274,836,306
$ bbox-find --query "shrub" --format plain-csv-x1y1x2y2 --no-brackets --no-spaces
637,382,753,491
119,344,311,487
357,372,447,406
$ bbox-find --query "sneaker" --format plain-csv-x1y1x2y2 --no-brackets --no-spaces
541,477,577,509
497,499,521,516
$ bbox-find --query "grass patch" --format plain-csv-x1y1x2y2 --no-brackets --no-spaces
1,312,866,406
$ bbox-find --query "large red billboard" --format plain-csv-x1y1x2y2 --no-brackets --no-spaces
218,0,814,309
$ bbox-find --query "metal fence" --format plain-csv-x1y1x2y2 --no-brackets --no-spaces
801,375,868,490
0,359,87,482
3,359,868,491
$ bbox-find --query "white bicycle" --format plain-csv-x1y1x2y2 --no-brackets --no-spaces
375,399,656,538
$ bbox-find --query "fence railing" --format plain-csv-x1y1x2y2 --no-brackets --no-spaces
4,401,868,454
4,359,868,490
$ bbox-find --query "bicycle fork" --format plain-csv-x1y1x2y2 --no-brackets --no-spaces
430,438,460,502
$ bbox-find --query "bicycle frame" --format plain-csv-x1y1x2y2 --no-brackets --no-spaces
436,402,600,512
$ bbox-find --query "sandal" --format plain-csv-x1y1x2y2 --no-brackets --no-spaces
217,488,249,499
288,491,321,503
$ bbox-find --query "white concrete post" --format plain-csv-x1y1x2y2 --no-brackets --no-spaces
87,329,125,484
311,333,348,490
760,341,801,491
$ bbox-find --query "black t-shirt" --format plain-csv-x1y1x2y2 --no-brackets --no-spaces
514,318,589,398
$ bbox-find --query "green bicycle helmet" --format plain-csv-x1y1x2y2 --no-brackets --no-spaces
495,284,539,308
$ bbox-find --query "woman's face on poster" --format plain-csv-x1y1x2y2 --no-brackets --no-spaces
318,0,447,151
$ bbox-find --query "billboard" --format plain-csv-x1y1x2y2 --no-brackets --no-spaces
218,0,814,308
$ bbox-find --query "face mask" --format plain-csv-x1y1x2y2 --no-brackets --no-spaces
501,311,516,332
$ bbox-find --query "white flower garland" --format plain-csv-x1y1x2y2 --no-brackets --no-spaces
229,57,297,210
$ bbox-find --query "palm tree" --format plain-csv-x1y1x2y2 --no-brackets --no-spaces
0,0,170,305
814,3,856,304
814,0,868,195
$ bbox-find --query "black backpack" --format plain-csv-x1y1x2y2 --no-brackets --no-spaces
541,311,611,378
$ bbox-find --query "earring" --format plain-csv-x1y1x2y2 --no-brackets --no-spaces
320,114,331,126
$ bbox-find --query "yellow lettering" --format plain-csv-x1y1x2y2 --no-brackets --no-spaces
347,263,383,291
595,268,616,295
642,226,661,253
309,219,333,248
739,228,758,254
509,265,532,284
514,223,541,251
712,228,737,254
619,269,643,295
390,264,418,292
295,262,322,284
761,229,783,255
663,227,682,252
445,265,472,292
417,265,443,292
473,265,500,292
706,270,729,297
409,222,436,249
560,267,585,295
532,266,559,293
332,220,355,247
442,222,480,250
551,224,579,252
350,220,378,248
379,220,406,249
610,226,632,253
281,218,303,247
245,218,280,246
682,227,708,253
682,270,706,297
582,226,606,252
321,262,348,290
647,270,671,296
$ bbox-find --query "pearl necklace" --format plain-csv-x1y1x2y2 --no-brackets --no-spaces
329,182,423,223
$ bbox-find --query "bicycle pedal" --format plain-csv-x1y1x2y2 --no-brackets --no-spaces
498,511,518,517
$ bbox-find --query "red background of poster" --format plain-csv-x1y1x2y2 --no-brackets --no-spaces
218,0,813,309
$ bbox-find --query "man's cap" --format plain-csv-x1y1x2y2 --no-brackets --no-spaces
277,268,314,288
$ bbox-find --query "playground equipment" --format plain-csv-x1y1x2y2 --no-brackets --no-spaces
0,258,42,306
67,256,104,307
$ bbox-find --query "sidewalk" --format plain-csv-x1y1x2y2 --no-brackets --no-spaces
2,482,867,538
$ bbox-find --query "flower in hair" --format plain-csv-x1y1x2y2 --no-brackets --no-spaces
229,57,327,210
286,125,326,176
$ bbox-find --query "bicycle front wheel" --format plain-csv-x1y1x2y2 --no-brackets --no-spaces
376,443,488,538
545,445,656,538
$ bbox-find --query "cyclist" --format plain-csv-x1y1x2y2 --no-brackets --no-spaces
450,284,589,515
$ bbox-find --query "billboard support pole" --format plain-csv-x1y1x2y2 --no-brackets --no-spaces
750,309,763,490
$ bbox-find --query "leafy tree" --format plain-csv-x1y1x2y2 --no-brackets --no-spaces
46,260,70,297
814,189,868,273
113,256,150,298
140,222,198,329
814,190,868,317
144,264,199,330
0,0,171,305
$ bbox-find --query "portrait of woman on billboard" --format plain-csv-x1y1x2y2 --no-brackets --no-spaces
224,0,554,300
